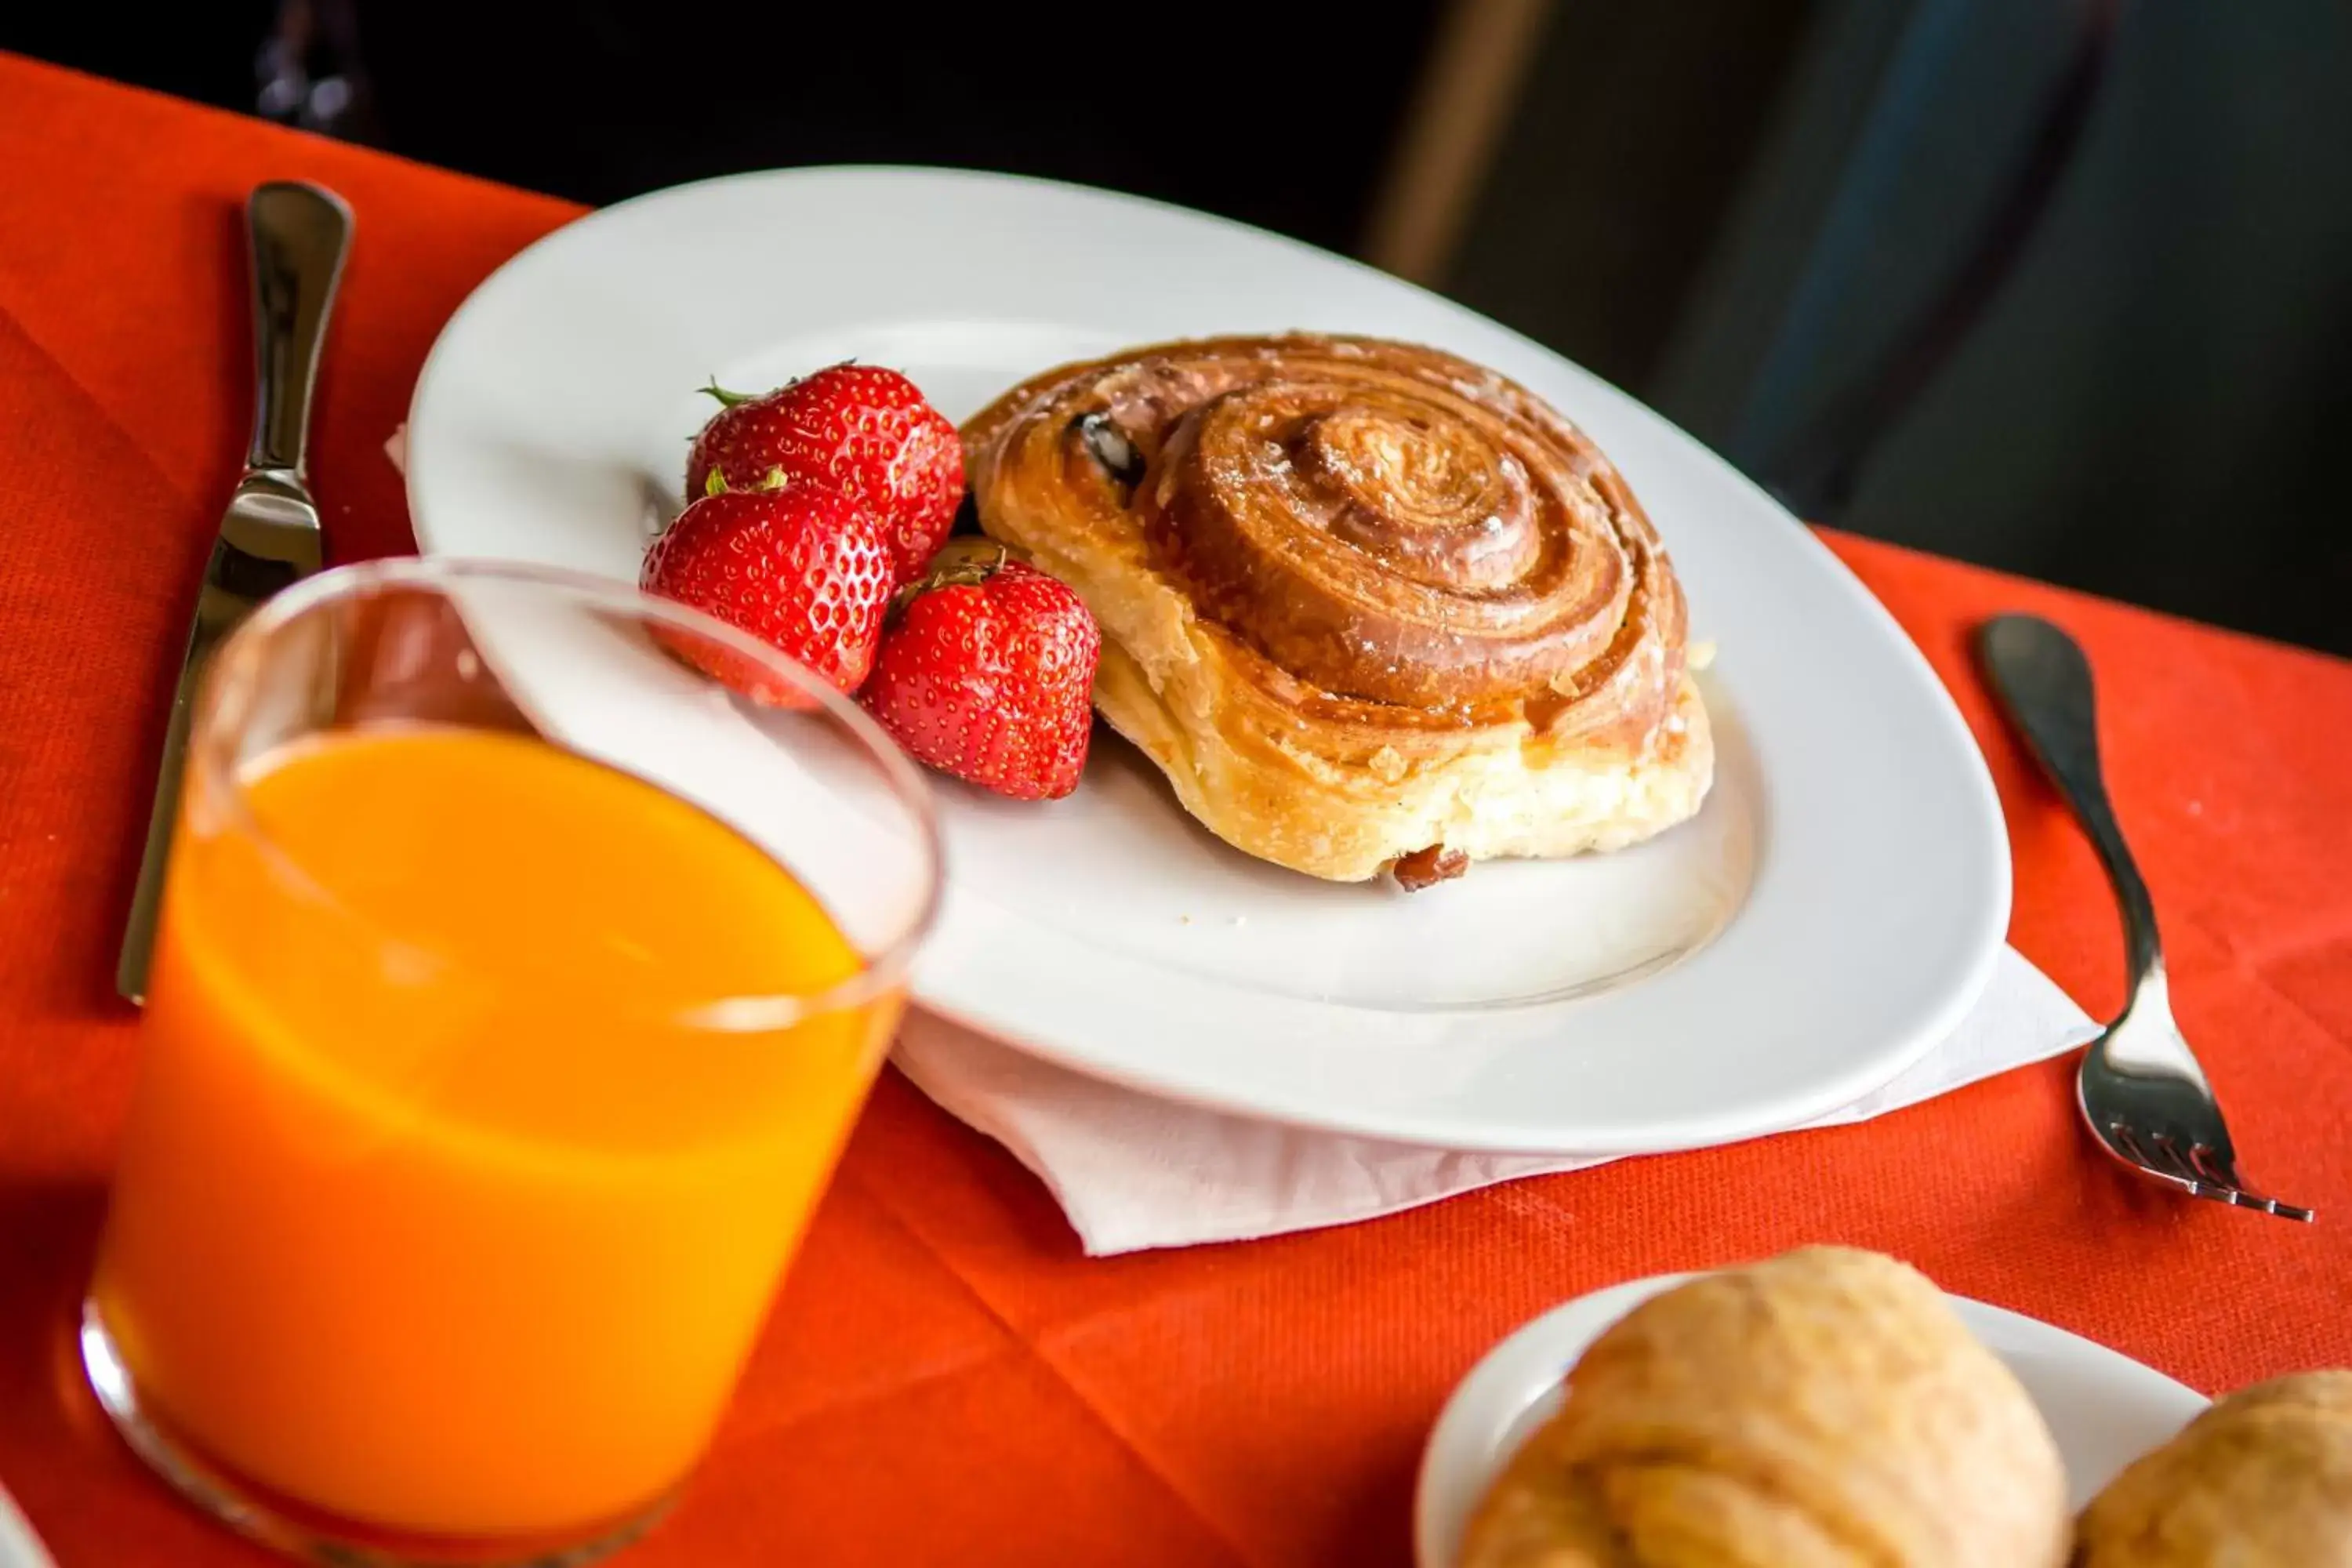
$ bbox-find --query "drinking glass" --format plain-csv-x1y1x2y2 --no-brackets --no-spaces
82,558,939,1565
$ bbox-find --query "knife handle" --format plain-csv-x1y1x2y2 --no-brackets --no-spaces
245,181,354,477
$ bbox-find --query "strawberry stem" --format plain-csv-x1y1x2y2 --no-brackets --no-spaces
702,362,855,408
890,539,1007,620
703,468,729,498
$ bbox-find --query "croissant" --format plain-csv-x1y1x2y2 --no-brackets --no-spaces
961,336,1711,884
1458,1247,2070,1566
2074,1370,2352,1566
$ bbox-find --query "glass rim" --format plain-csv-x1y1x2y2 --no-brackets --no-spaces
190,554,944,1029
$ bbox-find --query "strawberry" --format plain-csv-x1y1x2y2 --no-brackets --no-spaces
641,480,895,703
686,364,963,585
861,542,1102,800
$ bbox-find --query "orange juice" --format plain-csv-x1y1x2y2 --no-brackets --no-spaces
91,726,898,1537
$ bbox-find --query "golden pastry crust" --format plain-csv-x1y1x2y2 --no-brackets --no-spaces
1459,1248,2070,1567
2074,1370,2352,1566
963,335,1712,882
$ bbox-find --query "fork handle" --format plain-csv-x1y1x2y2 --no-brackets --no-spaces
245,181,354,477
1977,615,2163,996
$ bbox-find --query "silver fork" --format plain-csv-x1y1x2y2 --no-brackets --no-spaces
1978,614,2313,1222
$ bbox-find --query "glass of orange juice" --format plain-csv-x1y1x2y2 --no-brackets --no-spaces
83,557,940,1565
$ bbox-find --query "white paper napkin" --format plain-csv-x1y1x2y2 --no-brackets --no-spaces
893,947,2096,1254
382,426,2090,1256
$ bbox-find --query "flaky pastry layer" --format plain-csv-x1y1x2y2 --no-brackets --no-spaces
964,335,1713,882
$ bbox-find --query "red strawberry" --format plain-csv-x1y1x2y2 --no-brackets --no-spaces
686,364,963,585
861,542,1102,800
641,481,895,703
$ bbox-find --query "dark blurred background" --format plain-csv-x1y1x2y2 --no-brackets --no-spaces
9,0,2347,654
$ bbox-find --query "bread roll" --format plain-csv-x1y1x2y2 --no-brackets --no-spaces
1459,1247,2069,1566
2074,1370,2352,1566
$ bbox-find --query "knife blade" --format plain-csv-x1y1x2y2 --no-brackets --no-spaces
116,182,353,1004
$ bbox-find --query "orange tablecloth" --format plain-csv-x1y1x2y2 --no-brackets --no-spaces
4,53,2350,1566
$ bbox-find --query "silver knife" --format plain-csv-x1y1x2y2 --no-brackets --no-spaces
116,182,353,1004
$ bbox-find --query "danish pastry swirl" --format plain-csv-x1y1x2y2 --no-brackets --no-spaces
965,336,1685,742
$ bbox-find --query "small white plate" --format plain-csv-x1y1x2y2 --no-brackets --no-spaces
405,167,2009,1152
1414,1272,2205,1568
0,1483,56,1568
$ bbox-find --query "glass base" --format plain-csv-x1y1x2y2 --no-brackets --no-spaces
78,1301,669,1567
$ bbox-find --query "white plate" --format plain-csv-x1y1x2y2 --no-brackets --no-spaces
1414,1272,2205,1567
405,167,2009,1152
0,1483,56,1568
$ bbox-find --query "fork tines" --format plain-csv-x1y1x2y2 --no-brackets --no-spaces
2106,1123,2316,1222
